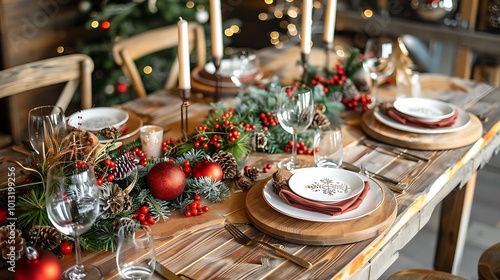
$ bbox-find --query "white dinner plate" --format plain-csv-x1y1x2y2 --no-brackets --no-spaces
68,108,129,132
262,173,384,222
393,97,455,121
374,107,470,134
288,168,365,203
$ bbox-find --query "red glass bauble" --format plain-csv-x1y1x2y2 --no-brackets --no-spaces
15,247,62,280
115,82,128,94
147,162,186,200
192,160,223,181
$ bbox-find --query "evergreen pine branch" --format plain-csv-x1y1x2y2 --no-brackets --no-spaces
16,188,50,229
185,177,230,202
146,197,171,222
80,221,117,252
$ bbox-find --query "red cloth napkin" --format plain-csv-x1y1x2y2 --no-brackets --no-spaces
278,182,370,216
387,108,458,128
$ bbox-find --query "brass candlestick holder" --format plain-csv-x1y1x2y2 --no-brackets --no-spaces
213,56,222,101
180,88,191,134
301,52,309,85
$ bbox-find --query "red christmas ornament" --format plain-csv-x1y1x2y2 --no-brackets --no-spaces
147,161,186,200
15,247,62,280
115,82,128,94
100,20,111,30
192,160,223,181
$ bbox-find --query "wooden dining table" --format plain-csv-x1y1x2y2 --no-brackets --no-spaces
1,46,500,279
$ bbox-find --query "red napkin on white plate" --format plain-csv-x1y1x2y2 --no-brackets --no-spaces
387,108,458,128
278,182,370,216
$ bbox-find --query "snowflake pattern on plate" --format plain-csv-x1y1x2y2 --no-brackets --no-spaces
306,178,350,196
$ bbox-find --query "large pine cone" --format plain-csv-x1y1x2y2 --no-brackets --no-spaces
28,225,62,251
0,226,25,260
310,110,331,129
342,78,361,100
212,151,239,180
99,183,133,219
112,151,137,180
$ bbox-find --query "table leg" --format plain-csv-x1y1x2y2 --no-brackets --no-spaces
434,172,477,274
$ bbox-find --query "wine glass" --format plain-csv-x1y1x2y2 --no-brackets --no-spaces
28,105,67,156
276,85,314,170
45,161,101,280
363,39,395,106
314,126,343,168
116,224,156,280
230,48,260,93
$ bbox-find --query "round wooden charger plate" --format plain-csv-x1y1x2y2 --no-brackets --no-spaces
361,109,482,150
245,179,397,245
191,66,240,96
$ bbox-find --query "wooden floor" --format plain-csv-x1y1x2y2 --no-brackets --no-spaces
380,154,500,279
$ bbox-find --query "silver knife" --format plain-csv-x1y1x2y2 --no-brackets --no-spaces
154,261,183,280
341,162,406,194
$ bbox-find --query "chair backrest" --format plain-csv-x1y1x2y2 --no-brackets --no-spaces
0,54,94,145
112,21,206,98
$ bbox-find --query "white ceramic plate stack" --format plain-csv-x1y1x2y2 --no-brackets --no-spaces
374,97,471,134
262,167,384,222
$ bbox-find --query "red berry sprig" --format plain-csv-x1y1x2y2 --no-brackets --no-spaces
60,240,73,255
133,204,156,225
341,93,373,111
184,194,209,217
283,140,313,155
259,112,279,131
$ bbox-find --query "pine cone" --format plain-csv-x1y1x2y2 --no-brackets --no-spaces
236,174,253,189
342,79,361,100
28,225,62,251
212,151,239,180
254,132,268,150
97,127,121,140
245,166,260,182
99,183,132,219
112,151,137,180
0,226,25,260
310,110,331,129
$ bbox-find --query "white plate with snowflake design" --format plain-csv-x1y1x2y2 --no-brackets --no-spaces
288,167,365,203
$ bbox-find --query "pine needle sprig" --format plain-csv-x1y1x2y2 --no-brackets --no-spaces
173,149,206,166
80,221,117,252
185,177,230,202
16,187,50,229
145,197,171,222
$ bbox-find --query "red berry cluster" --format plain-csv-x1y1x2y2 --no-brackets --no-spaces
245,162,273,174
341,93,373,111
259,112,279,131
184,195,209,217
283,140,313,155
162,137,177,153
182,160,192,177
131,147,147,166
97,158,117,185
238,122,257,132
133,204,156,225
310,64,347,93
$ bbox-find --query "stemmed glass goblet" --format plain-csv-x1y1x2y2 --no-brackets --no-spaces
363,38,395,106
230,48,260,93
116,224,156,279
28,105,67,156
276,85,315,170
45,161,101,280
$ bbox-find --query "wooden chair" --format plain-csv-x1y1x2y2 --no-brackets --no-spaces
0,54,94,145
478,243,500,280
112,22,206,98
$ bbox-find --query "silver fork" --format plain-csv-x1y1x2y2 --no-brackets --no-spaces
224,223,312,268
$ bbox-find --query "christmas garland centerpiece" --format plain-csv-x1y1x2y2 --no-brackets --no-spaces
1,105,262,258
